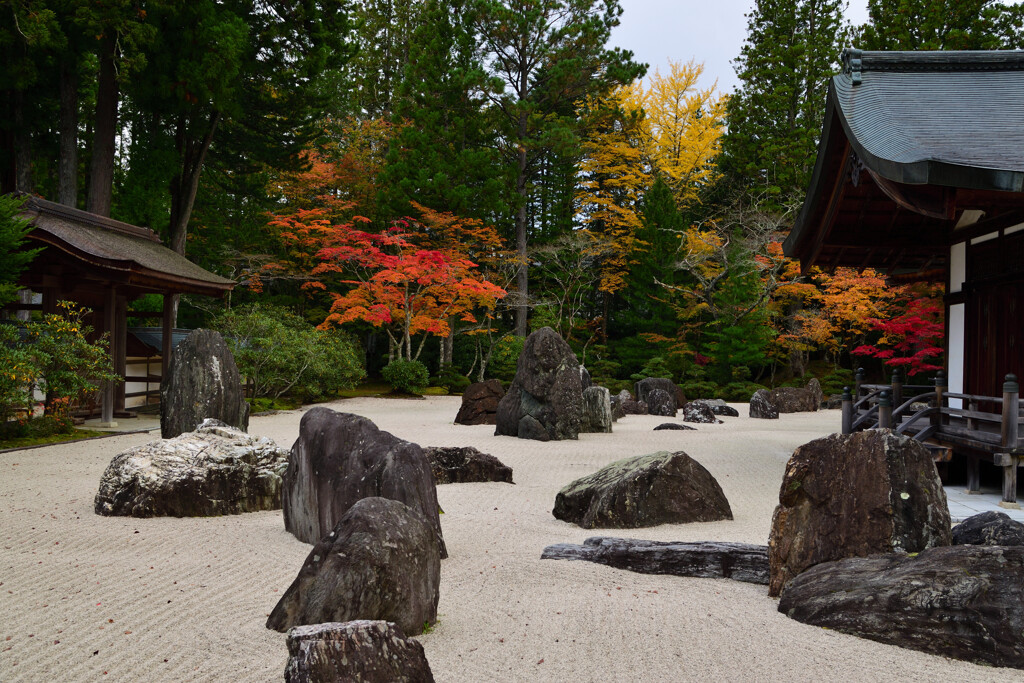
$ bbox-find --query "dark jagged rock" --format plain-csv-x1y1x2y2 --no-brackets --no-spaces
825,394,844,410
749,389,779,419
952,511,1024,546
454,380,505,426
635,378,681,413
807,378,824,408
682,401,721,424
268,497,441,636
779,545,1024,670
95,419,287,517
285,621,434,683
494,327,583,441
767,381,820,413
654,423,695,431
646,388,677,417
691,399,739,417
580,366,592,389
553,451,732,529
542,537,769,585
422,446,513,485
283,408,445,558
580,386,613,433
620,399,648,415
768,429,951,597
160,329,248,439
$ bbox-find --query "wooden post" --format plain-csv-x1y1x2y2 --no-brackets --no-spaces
99,287,118,427
855,367,865,401
966,456,981,494
999,374,1020,508
841,386,853,434
878,390,892,430
932,370,946,430
114,294,127,414
890,367,903,423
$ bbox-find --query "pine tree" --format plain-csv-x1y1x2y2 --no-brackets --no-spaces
721,0,846,207
379,0,507,223
860,0,1024,50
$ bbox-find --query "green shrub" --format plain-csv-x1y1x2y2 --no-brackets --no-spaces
431,367,471,393
487,336,524,382
721,381,769,402
820,369,855,396
382,359,429,394
629,355,675,383
213,304,365,400
679,381,721,400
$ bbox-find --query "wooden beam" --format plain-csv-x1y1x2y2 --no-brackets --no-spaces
161,295,174,385
99,287,117,427
804,143,852,271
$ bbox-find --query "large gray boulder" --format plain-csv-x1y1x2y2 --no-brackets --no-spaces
952,511,1024,546
767,380,820,413
580,386,613,433
160,329,248,439
749,389,779,419
494,327,583,441
768,429,951,597
285,621,434,683
423,446,513,484
779,545,1024,670
268,497,441,636
454,380,505,426
552,451,732,529
95,419,287,517
282,408,446,557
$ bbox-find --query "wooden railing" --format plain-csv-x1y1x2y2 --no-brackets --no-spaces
841,368,1023,507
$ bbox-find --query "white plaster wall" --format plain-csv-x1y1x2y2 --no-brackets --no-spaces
948,303,965,409
950,242,966,293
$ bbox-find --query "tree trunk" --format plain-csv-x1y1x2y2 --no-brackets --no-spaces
58,60,78,207
169,111,220,255
514,109,529,337
13,89,32,192
87,37,118,217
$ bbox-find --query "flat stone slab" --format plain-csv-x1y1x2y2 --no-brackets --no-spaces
542,537,769,584
285,621,434,683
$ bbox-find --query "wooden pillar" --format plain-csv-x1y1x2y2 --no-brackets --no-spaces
99,286,118,427
999,374,1020,508
890,367,903,423
161,294,174,382
878,390,892,430
841,386,853,434
966,456,981,494
114,294,127,413
932,371,946,430
854,367,865,401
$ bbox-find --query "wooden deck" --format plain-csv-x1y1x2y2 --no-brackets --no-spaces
842,369,1023,506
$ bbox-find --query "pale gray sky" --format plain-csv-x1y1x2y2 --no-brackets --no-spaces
611,0,870,95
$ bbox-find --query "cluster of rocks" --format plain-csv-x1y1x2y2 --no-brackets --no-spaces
769,429,1024,670
749,379,823,419
423,446,513,485
454,379,504,425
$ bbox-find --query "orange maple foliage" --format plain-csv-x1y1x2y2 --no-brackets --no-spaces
269,206,508,361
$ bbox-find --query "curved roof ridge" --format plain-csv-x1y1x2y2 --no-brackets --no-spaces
841,48,1024,79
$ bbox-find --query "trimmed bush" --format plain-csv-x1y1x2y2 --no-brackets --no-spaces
382,359,429,394
431,367,471,393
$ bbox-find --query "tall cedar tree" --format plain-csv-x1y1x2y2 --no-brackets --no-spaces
722,0,845,207
860,0,1024,50
380,0,507,223
473,0,645,336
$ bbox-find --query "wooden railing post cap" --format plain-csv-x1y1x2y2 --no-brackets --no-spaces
842,386,852,400
934,370,947,387
892,367,902,382
856,367,866,380
878,390,891,407
1005,374,1019,393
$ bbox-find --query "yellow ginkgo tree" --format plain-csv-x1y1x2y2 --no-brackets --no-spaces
622,59,728,208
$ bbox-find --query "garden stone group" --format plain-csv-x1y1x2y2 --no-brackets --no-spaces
91,327,1024,679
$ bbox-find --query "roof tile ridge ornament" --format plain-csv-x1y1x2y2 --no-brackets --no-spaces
841,47,863,85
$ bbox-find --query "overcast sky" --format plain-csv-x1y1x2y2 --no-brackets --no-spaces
610,0,870,95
